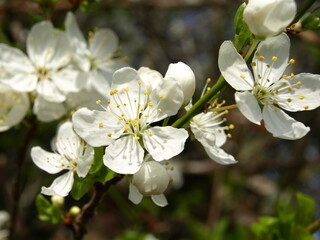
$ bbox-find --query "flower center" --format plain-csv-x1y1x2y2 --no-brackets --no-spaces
36,66,50,80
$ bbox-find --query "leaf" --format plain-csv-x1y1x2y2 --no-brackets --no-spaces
294,193,316,227
95,165,117,183
35,194,52,222
302,7,320,30
71,175,95,200
233,3,253,50
89,146,105,174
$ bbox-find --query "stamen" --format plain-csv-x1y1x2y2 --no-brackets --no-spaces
299,95,304,100
289,59,295,64
96,100,101,104
272,56,278,61
304,106,309,110
99,123,104,127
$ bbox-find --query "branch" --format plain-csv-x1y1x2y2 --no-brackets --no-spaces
8,118,38,240
306,219,320,234
70,175,124,240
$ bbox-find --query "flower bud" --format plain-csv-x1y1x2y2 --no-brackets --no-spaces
51,195,65,206
138,67,163,93
132,161,170,196
243,0,296,39
165,62,196,105
69,206,81,217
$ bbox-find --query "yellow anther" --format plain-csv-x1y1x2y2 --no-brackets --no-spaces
144,91,149,95
96,100,101,104
124,126,130,131
299,95,305,100
157,108,162,113
290,73,295,79
287,98,292,102
148,132,153,136
289,59,295,64
170,167,174,171
272,56,278,61
84,145,88,149
116,104,120,108
107,100,111,104
164,162,169,165
296,81,301,86
159,95,164,99
133,122,138,127
255,52,260,56
267,64,271,68
259,56,265,61
88,31,94,37
304,106,309,110
227,133,232,138
170,178,174,183
121,114,125,117
207,78,212,83
207,87,211,91
288,87,293,91
144,115,150,117
224,110,229,114
138,80,142,85
251,62,257,67
134,137,140,141
124,88,129,92
258,74,262,79
99,122,104,127
283,74,288,79
229,124,234,129
148,102,154,107
240,75,246,79
107,133,112,137
118,117,123,120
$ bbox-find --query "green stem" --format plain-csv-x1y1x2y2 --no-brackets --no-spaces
244,39,259,62
306,218,320,234
171,75,226,128
292,0,317,23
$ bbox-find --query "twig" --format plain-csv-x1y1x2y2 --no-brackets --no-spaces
306,218,320,234
70,175,124,240
8,118,38,240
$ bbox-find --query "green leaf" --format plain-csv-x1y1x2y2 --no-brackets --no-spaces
233,3,247,35
295,193,316,227
89,146,105,174
95,165,117,183
71,175,95,200
233,3,253,50
302,7,320,30
35,194,52,222
35,194,63,224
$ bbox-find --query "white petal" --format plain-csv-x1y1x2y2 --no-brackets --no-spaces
72,108,123,147
103,136,144,174
54,122,81,155
218,41,254,91
33,96,65,122
262,105,310,140
0,44,34,74
142,126,188,162
148,77,184,122
36,79,66,103
76,147,94,177
151,194,168,207
244,0,296,38
201,139,237,165
51,68,83,93
64,12,88,58
2,73,37,93
31,146,68,174
277,73,320,111
128,183,143,205
164,62,196,105
89,29,118,58
89,69,111,97
138,67,163,93
46,32,72,69
235,91,262,125
253,33,290,85
26,21,57,67
111,67,142,90
41,171,74,197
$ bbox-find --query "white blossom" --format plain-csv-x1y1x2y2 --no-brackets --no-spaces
0,84,29,132
190,111,237,165
218,33,320,140
31,122,93,197
129,161,170,207
243,0,297,38
65,12,125,97
0,21,82,103
73,67,189,174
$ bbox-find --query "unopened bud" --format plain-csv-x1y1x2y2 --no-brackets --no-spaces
69,206,81,217
51,196,64,206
